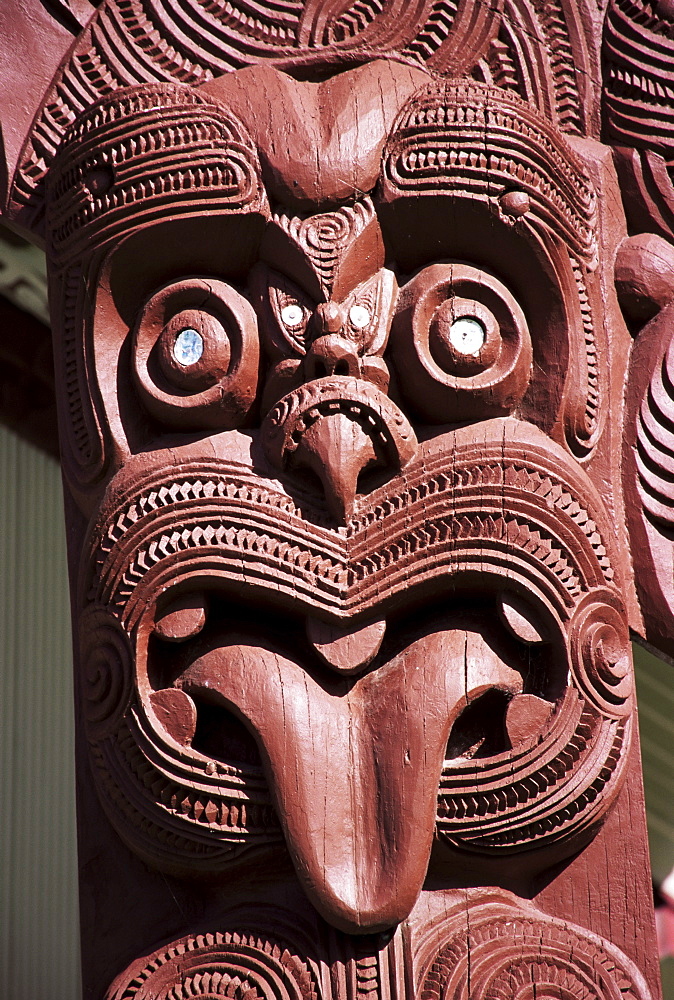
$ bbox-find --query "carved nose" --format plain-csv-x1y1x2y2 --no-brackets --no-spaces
262,381,417,523
315,301,344,334
305,334,360,380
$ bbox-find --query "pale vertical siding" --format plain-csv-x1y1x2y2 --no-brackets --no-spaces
0,425,80,996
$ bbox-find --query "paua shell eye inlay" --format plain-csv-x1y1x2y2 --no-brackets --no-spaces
173,327,204,366
447,316,485,356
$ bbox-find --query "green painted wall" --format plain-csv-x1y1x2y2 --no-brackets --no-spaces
635,642,674,888
0,424,80,995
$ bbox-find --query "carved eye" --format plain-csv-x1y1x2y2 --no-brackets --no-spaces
349,304,371,329
153,308,232,395
133,279,259,430
259,273,314,355
390,263,532,424
280,301,309,331
427,296,502,377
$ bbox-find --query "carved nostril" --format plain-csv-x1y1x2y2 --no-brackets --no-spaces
305,334,360,380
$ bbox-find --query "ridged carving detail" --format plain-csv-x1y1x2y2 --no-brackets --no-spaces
89,705,283,873
603,0,674,176
50,262,109,487
86,438,616,628
47,83,266,262
635,327,674,525
270,199,378,301
11,0,503,232
80,424,632,875
80,606,134,739
380,79,597,264
106,922,322,1000
438,694,630,851
416,896,651,1000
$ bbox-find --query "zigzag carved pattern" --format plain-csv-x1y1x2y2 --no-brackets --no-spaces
90,459,614,626
530,0,583,133
401,0,459,63
437,703,627,849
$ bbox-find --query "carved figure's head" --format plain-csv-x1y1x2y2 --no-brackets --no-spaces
14,0,674,943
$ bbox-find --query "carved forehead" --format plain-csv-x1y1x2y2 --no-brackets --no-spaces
48,67,597,273
199,60,431,211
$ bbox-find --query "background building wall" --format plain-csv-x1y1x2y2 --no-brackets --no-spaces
0,424,80,997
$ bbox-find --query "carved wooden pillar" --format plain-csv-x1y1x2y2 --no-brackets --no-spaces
1,0,672,996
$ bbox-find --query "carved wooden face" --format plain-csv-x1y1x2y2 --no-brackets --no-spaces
46,61,636,934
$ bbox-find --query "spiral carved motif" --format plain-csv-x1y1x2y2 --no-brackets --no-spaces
270,199,379,299
80,606,134,740
418,899,651,1000
106,926,321,1000
568,589,633,718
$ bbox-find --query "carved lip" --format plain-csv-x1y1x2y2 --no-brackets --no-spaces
87,418,615,632
262,377,417,467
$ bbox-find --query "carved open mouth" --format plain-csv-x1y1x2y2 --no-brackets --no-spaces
261,376,418,521
81,417,632,932
138,583,566,931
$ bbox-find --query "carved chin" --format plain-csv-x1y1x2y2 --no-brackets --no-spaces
80,416,632,932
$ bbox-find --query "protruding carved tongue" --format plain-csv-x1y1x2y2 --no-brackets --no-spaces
175,619,524,933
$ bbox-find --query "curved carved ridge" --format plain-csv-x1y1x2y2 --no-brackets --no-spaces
106,919,323,1000
438,696,629,850
604,0,674,174
46,82,267,261
636,327,674,524
50,263,109,486
380,78,597,264
86,429,616,627
80,421,632,878
87,662,630,874
10,0,503,231
415,894,651,1000
104,896,651,999
89,713,285,873
568,256,602,454
480,0,588,135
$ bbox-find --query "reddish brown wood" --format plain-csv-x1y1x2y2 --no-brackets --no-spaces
2,0,674,997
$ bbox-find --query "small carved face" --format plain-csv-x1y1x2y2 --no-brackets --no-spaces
47,61,634,933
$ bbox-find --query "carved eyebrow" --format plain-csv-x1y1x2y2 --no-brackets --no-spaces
47,84,268,264
380,79,597,267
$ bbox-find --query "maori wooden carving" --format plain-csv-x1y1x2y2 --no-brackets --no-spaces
2,0,674,996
